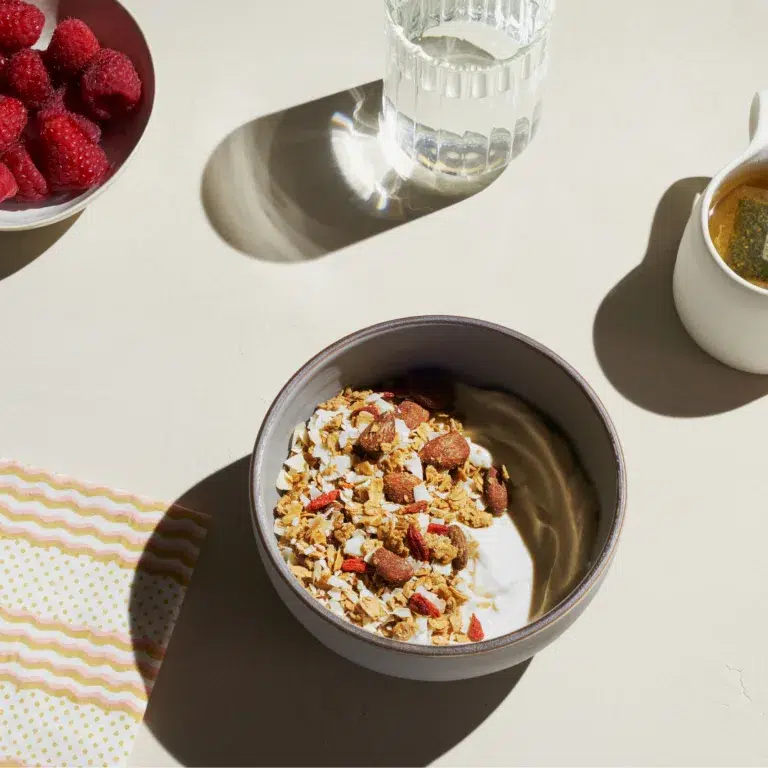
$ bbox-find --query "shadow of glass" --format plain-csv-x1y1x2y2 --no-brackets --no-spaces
132,456,529,767
593,177,768,417
0,212,81,282
201,81,502,263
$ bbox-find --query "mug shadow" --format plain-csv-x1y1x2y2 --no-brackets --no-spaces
131,456,529,767
0,212,81,282
593,176,768,417
201,80,501,264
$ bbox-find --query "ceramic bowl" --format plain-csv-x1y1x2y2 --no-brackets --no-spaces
250,316,626,681
0,0,155,231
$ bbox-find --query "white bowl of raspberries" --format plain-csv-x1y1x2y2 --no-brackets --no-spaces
0,0,154,230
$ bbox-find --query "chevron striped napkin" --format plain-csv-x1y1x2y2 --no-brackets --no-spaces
0,461,209,767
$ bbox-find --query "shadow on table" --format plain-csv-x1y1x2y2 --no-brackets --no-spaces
593,176,768,417
201,80,502,264
132,456,529,767
0,213,81,282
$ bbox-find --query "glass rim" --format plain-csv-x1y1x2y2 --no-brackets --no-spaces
385,2,554,73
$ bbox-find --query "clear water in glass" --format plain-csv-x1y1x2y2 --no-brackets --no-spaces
382,0,553,180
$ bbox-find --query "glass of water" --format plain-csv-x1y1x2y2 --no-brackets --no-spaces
381,0,554,181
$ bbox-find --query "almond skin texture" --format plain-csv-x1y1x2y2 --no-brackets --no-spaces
448,525,469,570
370,547,414,585
358,412,396,454
383,472,420,504
485,467,509,515
419,431,470,470
396,400,430,429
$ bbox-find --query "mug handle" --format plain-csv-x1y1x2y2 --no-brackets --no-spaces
748,90,768,148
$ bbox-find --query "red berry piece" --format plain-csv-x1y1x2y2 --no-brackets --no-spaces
40,113,108,191
47,18,100,77
7,49,53,108
0,160,18,202
0,52,8,83
38,89,102,145
2,142,48,200
0,1,44,53
81,48,141,121
0,94,26,153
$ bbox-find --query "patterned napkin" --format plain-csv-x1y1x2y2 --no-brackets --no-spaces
0,461,209,767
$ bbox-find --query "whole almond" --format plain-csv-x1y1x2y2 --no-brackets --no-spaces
419,431,470,470
358,412,396,454
383,472,420,504
370,547,414,585
396,400,430,430
485,466,508,515
404,370,453,411
448,525,469,570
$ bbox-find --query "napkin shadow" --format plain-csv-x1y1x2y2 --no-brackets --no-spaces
201,80,500,264
0,212,81,282
593,176,768,416
131,456,529,767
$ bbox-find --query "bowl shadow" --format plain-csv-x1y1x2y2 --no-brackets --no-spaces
131,456,530,767
201,80,503,264
593,176,768,417
0,211,81,281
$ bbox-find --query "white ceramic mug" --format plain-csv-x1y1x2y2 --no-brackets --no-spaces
673,90,768,373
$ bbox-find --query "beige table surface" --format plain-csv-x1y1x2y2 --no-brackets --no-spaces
1,0,767,764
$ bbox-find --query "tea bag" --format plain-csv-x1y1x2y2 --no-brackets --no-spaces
727,186,768,283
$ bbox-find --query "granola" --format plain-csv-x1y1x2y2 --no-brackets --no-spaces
273,385,510,645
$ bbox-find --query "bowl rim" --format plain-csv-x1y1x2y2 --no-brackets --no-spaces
249,315,627,658
0,0,156,232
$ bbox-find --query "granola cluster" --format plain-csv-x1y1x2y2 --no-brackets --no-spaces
274,384,510,645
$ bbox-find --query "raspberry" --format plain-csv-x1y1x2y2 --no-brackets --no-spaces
0,94,26,153
40,113,108,191
7,49,53,108
81,48,141,121
0,0,44,53
2,142,48,200
0,52,8,82
47,18,100,77
0,160,17,201
38,88,101,144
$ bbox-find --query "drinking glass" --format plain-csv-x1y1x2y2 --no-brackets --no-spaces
381,0,554,180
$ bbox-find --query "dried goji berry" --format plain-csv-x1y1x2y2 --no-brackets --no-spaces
341,557,367,573
406,523,430,561
427,523,451,536
305,490,340,511
409,593,441,618
380,391,395,399
399,501,428,516
468,613,485,641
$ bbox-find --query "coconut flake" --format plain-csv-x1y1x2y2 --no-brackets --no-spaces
311,443,331,465
394,418,411,444
403,455,423,480
328,599,345,617
280,547,297,565
417,512,430,531
292,423,308,448
276,470,293,491
365,393,395,413
338,428,360,449
308,486,322,500
468,440,493,469
284,452,307,472
274,520,286,536
393,606,413,619
413,483,432,503
330,455,351,477
382,501,401,514
344,534,365,556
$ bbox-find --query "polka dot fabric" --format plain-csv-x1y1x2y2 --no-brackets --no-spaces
0,461,210,767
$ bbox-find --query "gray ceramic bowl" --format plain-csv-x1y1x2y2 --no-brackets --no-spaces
250,316,626,681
